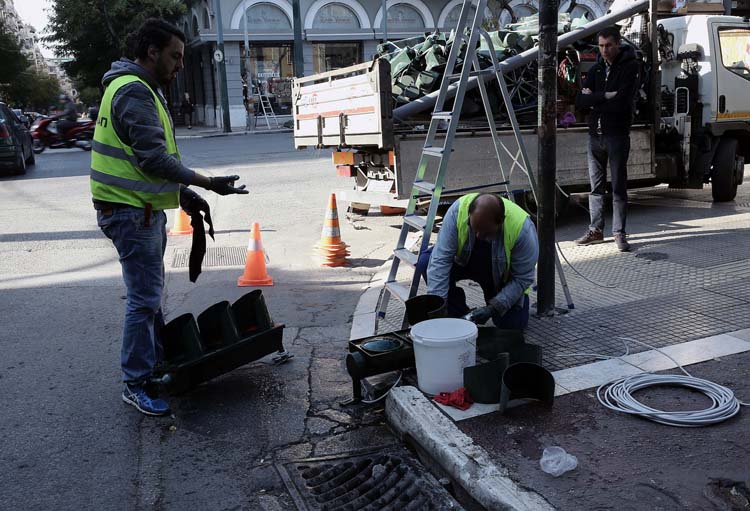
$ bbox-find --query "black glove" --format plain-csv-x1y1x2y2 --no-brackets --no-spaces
208,175,249,195
180,186,210,217
463,306,493,325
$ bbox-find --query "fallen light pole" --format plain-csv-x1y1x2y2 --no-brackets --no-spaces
393,0,649,120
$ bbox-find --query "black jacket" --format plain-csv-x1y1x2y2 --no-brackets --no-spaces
575,44,640,136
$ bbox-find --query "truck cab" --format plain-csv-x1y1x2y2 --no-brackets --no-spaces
657,15,750,200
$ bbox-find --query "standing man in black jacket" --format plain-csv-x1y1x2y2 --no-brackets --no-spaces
574,26,640,252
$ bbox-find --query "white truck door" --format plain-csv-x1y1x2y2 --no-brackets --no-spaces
712,22,750,121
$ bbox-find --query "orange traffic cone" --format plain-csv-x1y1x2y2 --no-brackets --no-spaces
315,193,350,267
237,222,274,286
169,208,193,236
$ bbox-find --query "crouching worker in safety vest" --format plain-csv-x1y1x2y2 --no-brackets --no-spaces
416,194,539,329
91,19,248,416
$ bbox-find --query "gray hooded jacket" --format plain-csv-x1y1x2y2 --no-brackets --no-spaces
100,59,195,186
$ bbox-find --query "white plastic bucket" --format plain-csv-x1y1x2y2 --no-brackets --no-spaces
410,318,477,395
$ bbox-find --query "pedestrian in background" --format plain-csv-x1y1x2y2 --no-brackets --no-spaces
574,26,640,252
180,92,194,129
91,19,249,416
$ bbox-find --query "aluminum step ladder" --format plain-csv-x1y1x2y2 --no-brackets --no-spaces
376,0,574,328
256,85,279,129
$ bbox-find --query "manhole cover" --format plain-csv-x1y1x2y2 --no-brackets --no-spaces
635,252,669,262
171,246,247,268
276,447,462,511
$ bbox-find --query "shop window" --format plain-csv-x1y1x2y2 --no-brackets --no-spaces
313,3,360,30
313,42,362,73
384,4,425,30
243,4,292,30
242,43,295,115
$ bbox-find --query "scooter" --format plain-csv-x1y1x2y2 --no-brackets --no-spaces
31,117,95,154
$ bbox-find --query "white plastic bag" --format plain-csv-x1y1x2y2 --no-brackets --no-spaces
539,446,578,477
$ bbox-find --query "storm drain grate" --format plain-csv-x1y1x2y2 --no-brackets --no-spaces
276,447,462,511
635,251,669,262
170,246,247,268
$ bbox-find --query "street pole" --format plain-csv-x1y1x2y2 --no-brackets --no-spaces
382,0,388,43
214,0,232,132
293,0,304,77
536,0,558,315
243,0,250,75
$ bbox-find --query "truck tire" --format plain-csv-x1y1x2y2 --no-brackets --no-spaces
711,137,738,202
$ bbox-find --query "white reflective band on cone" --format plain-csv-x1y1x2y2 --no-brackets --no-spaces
325,208,339,220
321,226,341,238
247,239,262,251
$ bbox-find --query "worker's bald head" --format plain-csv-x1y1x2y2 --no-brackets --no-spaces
469,194,504,239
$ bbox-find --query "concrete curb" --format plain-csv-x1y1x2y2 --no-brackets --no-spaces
386,386,554,511
175,128,292,140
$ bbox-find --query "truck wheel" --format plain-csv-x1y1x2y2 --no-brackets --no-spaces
711,137,738,202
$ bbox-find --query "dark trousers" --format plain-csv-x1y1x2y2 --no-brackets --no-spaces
417,245,530,329
587,134,630,235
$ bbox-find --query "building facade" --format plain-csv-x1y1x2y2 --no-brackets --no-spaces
175,0,616,128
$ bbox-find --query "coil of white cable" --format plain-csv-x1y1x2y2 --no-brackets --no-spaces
597,373,742,427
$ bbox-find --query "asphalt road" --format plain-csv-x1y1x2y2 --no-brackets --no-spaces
0,134,402,510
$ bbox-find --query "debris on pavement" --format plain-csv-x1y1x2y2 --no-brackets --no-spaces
539,446,578,477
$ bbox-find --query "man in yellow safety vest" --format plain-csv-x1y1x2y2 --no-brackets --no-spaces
91,19,248,416
417,194,539,329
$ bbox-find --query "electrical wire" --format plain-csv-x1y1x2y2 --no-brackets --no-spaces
360,372,403,405
554,182,619,289
558,336,747,427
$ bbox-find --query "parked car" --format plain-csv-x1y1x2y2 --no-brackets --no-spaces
0,103,35,175
11,108,31,128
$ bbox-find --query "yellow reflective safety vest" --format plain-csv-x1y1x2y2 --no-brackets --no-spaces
456,193,531,294
90,75,180,210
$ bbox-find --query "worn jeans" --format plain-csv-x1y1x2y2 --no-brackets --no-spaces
97,206,167,384
587,134,630,235
417,246,530,329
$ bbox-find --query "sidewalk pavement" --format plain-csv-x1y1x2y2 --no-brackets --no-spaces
174,125,292,140
352,178,750,510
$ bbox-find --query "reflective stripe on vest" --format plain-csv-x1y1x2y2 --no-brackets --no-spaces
90,75,180,210
456,193,531,293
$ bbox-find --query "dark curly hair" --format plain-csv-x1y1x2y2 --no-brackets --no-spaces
126,18,185,60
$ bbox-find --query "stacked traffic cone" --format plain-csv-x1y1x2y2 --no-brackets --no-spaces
169,208,193,236
315,193,350,267
237,222,274,287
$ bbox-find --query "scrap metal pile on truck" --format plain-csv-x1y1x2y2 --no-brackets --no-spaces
293,0,750,212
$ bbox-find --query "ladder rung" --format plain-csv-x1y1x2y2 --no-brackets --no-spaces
385,281,410,302
423,147,444,157
431,111,453,120
413,181,436,194
403,214,427,230
394,248,418,267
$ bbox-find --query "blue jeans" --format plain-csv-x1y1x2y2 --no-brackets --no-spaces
587,134,630,235
97,206,167,384
417,246,530,329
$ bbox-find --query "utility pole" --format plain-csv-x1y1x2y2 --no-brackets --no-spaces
214,0,232,132
293,0,304,77
536,0,558,315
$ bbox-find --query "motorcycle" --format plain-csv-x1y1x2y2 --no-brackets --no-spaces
31,117,95,154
